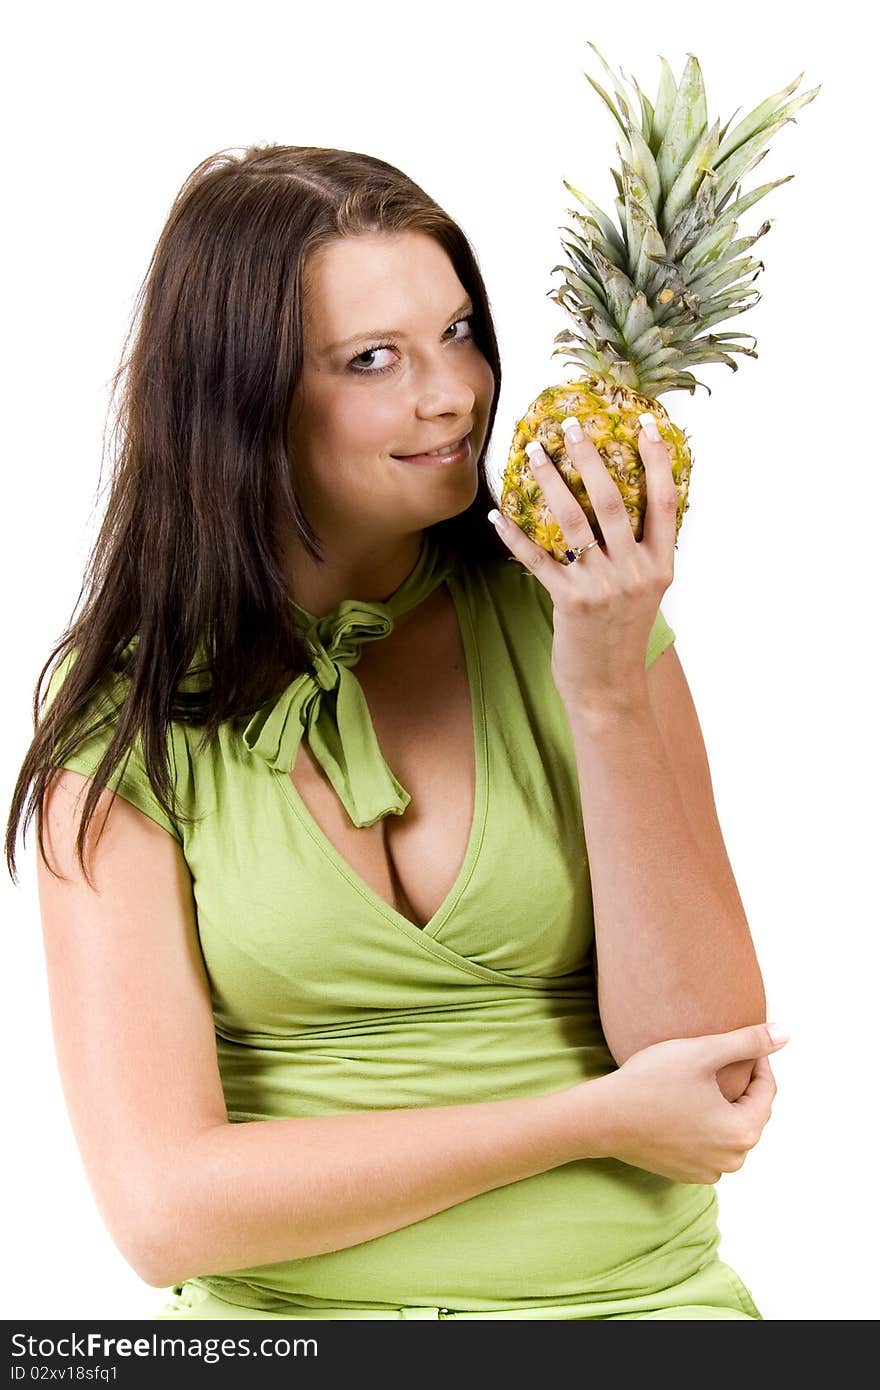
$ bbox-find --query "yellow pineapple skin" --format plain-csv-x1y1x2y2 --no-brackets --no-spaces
499,377,692,561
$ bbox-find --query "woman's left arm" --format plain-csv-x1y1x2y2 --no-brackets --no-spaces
489,416,765,1103
569,643,765,1104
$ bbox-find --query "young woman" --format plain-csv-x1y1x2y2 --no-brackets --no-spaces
6,145,786,1321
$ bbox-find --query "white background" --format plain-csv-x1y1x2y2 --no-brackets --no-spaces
3,0,876,1322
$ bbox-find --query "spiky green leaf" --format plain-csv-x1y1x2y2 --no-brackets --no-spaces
661,118,722,232
656,54,708,195
626,70,656,146
716,175,794,227
621,290,656,346
585,42,641,130
588,243,638,328
713,103,811,206
693,294,761,332
628,199,670,295
715,71,808,164
566,209,628,265
688,334,758,361
652,56,679,147
640,368,705,397
562,179,628,260
638,343,686,372
619,115,663,212
583,73,629,138
663,169,717,261
682,220,738,274
689,256,764,298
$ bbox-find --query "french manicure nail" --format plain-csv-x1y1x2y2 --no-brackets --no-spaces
639,412,661,441
562,416,583,443
767,1021,790,1044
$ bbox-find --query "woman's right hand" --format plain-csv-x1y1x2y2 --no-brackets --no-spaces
563,1022,788,1183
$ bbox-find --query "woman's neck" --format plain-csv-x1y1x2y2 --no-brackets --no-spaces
283,530,425,620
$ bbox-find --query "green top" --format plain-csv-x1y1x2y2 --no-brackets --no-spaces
42,532,722,1316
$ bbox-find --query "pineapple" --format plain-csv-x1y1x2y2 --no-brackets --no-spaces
500,43,820,559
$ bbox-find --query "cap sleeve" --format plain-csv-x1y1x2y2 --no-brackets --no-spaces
40,652,184,843
646,606,676,668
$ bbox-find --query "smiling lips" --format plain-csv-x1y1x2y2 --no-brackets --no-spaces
393,431,471,462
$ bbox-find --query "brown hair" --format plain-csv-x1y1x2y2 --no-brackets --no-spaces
5,144,506,890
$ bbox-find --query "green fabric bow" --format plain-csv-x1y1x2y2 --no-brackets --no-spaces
242,531,456,828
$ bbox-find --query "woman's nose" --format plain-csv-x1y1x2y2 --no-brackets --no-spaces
415,364,476,417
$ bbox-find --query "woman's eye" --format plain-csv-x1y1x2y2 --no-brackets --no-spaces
348,315,475,376
349,344,396,374
446,315,474,340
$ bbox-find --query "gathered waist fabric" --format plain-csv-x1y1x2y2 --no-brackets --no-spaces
155,1258,761,1321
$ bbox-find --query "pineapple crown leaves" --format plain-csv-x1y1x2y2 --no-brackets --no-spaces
549,42,821,396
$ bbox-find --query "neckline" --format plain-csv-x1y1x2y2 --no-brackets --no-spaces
278,567,489,943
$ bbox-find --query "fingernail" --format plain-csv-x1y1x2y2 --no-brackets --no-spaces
639,412,661,441
561,416,583,443
767,1021,790,1044
524,440,545,464
487,508,506,529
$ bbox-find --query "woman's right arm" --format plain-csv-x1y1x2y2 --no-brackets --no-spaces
38,770,784,1292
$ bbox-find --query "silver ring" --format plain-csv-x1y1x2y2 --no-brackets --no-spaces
564,540,601,563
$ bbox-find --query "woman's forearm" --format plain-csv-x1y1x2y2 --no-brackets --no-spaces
565,698,765,1076
150,1086,596,1290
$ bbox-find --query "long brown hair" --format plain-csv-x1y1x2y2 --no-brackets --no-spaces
6,145,507,890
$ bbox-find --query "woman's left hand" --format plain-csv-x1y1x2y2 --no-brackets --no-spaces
489,414,678,715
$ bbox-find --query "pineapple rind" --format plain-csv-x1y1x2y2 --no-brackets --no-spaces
499,376,692,563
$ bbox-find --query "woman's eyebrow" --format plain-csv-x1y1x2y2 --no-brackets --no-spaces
321,299,474,355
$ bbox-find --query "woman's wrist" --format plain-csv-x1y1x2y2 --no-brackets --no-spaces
535,1074,619,1165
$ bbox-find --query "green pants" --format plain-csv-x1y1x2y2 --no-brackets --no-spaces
155,1258,761,1320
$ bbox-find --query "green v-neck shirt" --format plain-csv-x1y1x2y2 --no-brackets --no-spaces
42,537,728,1318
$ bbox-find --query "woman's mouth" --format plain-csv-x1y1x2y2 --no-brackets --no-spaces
392,432,472,467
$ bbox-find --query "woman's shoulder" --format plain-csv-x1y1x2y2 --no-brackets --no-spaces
39,639,214,845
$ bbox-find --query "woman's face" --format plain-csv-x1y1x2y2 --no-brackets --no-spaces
287,230,496,545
